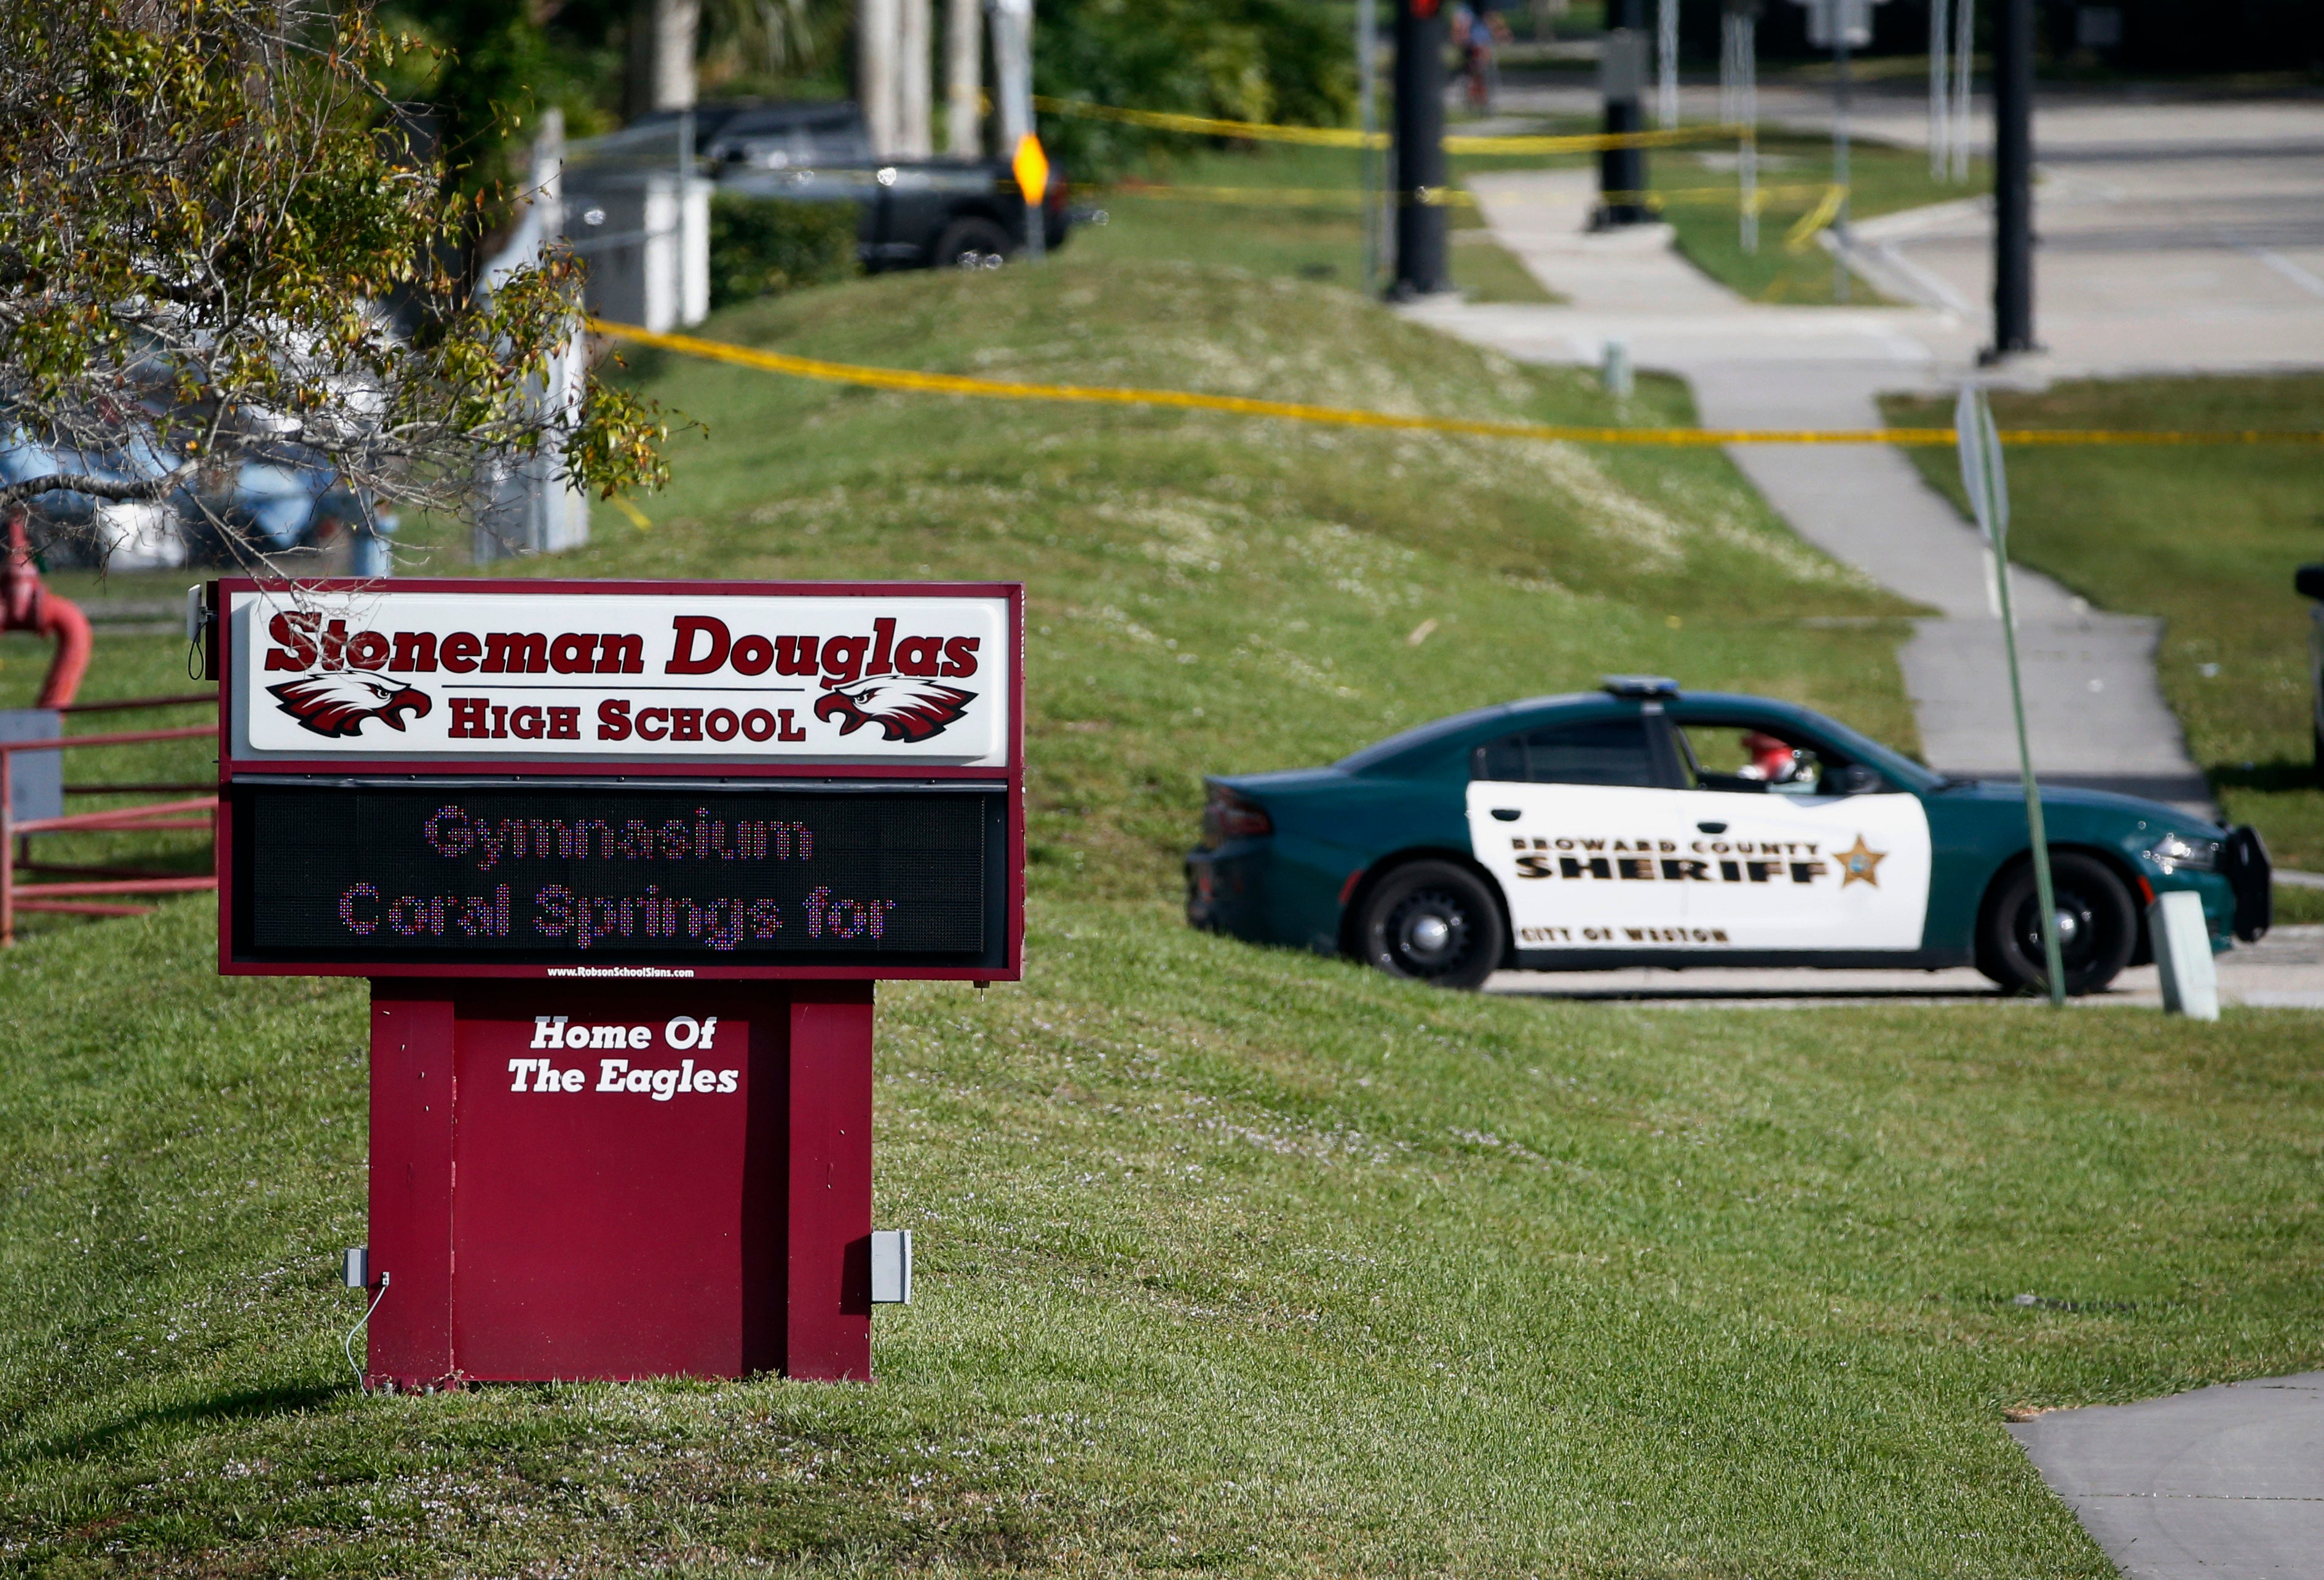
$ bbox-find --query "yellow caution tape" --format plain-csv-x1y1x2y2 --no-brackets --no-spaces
1445,124,1753,154
1035,98,1378,148
1031,95,1749,155
1785,183,1850,253
589,320,2324,449
1101,181,1477,207
1100,180,1835,214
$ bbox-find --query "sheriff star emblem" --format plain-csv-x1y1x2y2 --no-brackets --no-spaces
1837,834,1887,888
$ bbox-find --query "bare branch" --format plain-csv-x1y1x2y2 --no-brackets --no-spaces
0,465,197,511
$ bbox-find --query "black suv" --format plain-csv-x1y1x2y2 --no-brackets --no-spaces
689,100,1069,269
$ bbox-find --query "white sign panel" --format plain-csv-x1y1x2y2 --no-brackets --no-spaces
227,587,1013,767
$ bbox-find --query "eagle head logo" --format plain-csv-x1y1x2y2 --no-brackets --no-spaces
812,677,976,743
267,672,433,738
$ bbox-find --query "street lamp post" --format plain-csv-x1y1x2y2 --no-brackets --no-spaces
1597,0,1650,227
1988,0,2036,357
1392,0,1449,295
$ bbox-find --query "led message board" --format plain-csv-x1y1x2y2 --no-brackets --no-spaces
231,785,1006,970
213,578,1023,980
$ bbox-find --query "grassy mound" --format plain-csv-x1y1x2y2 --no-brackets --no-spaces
468,257,1922,895
7,264,2320,1577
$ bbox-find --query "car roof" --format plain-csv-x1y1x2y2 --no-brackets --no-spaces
633,99,861,146
1334,692,1618,773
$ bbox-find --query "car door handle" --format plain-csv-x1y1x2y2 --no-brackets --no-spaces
1697,821,1727,834
1491,808,1522,822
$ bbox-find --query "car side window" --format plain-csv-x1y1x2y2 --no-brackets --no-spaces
1673,722,1892,796
1472,719,1658,786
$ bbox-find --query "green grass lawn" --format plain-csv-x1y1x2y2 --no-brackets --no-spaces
1075,128,1982,309
1883,377,2324,883
7,265,2321,1576
1653,131,1986,306
1079,143,1559,303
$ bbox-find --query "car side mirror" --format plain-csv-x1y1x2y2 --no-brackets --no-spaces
1836,764,1883,796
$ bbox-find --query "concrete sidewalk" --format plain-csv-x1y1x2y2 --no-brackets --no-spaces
1400,168,2215,812
2010,1375,2324,1579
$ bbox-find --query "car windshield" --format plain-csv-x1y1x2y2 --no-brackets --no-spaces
713,116,869,168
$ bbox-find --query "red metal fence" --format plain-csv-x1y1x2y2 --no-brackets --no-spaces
1,692,218,946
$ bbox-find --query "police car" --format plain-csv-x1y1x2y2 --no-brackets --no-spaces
1185,677,2271,994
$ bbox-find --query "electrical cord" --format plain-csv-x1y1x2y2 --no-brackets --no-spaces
344,1270,389,1389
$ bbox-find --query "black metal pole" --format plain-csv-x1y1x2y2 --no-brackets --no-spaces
1832,7,1850,302
1391,0,1448,297
1989,0,2036,357
1597,0,1648,226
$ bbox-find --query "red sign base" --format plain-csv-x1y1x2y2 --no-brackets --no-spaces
363,979,874,1387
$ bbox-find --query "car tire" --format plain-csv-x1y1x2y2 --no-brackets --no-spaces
1356,860,1506,990
935,217,1013,270
1976,851,2138,997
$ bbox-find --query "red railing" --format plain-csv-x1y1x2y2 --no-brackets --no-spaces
1,692,218,946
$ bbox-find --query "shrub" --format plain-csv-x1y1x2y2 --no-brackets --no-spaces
1035,0,1356,181
707,194,861,309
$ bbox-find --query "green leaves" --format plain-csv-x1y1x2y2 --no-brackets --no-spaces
0,0,667,556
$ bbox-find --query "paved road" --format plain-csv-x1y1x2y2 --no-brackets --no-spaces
1484,925,2324,1007
2010,1375,2324,1579
1484,79,2324,378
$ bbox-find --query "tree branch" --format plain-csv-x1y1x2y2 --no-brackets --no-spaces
0,464,195,511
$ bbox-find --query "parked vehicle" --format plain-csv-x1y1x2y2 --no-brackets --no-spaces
690,100,1069,269
1187,676,2271,995
0,432,393,575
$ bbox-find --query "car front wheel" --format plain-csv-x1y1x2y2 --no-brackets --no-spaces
1356,861,1506,990
935,217,1013,269
1977,851,2138,997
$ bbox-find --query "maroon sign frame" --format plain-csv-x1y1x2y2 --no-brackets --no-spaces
211,576,1025,982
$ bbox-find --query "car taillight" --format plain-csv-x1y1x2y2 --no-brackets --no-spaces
1203,789,1272,847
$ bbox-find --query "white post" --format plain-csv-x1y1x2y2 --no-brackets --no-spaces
2151,891,2221,1020
627,0,700,117
898,0,933,157
681,161,711,325
1929,0,1949,179
1657,0,1680,130
945,0,982,156
1602,338,1634,398
475,111,590,561
655,0,700,109
1718,7,1734,125
989,0,1039,261
1950,0,1974,182
860,0,900,158
990,0,1030,152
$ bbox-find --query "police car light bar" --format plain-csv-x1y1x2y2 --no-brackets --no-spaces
1602,674,1680,700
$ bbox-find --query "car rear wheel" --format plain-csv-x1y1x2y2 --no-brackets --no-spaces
935,217,1012,269
1977,851,2138,997
1357,861,1506,990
